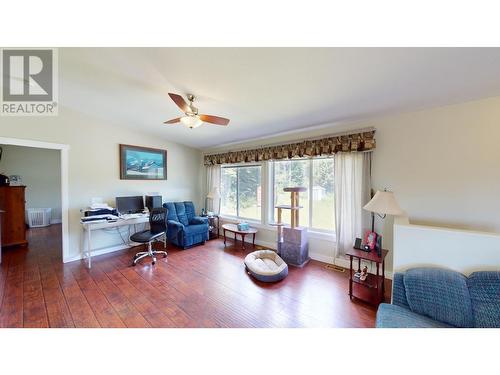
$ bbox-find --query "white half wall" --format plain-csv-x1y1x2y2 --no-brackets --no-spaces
393,216,500,276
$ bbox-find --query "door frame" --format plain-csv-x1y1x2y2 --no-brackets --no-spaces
0,137,70,262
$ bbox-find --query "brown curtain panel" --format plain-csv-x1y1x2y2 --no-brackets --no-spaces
203,130,375,166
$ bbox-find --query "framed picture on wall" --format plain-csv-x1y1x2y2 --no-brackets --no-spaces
119,144,167,180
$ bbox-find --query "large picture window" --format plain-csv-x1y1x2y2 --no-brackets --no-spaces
272,158,335,231
220,165,262,221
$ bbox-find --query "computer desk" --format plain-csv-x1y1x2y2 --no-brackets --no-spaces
81,214,150,268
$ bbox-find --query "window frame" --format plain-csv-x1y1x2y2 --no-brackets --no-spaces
220,163,263,223
270,156,335,234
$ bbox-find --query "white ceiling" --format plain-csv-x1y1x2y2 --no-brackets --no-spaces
60,48,500,149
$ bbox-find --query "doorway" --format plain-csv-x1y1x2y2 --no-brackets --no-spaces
0,137,69,264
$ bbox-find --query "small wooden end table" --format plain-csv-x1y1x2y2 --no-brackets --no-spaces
207,215,220,240
222,223,257,250
346,247,388,306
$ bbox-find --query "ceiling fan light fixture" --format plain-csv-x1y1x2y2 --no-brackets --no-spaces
180,115,203,129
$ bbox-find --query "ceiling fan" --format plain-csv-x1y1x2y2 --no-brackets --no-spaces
164,93,230,129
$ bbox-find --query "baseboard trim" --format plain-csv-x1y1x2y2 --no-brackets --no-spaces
50,219,62,224
64,244,135,263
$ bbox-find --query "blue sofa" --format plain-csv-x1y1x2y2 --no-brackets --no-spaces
376,267,500,328
163,201,209,249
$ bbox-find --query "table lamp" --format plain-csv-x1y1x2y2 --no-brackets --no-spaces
206,187,220,215
363,189,403,255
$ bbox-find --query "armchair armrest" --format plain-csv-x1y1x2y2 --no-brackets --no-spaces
168,220,185,229
189,216,208,225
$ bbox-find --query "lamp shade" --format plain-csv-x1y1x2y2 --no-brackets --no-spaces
363,190,403,216
207,187,220,200
180,115,203,129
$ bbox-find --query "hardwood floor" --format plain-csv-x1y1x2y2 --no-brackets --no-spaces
0,225,390,328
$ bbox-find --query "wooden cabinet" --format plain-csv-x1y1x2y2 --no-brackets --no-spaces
0,186,28,247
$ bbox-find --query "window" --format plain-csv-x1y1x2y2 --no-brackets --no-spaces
272,157,335,231
220,165,262,221
273,159,310,226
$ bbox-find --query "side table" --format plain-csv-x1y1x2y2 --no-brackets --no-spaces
207,215,219,240
346,247,388,306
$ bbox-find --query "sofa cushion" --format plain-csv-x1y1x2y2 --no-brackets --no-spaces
184,201,196,221
164,202,177,221
376,303,453,328
392,273,410,308
467,271,500,328
404,268,473,327
174,202,189,226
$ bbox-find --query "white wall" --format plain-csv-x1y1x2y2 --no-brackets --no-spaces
0,108,203,261
204,96,500,272
393,216,500,275
0,144,62,222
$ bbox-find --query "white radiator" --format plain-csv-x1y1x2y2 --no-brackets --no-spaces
26,208,52,228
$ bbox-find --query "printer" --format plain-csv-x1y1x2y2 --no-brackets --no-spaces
81,203,118,223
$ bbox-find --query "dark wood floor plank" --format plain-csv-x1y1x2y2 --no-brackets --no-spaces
22,262,49,328
51,260,101,328
66,262,126,328
38,257,75,328
83,261,151,328
115,263,196,328
0,260,9,314
96,258,176,328
0,253,24,327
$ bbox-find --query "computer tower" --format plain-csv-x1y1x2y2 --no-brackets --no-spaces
145,195,162,211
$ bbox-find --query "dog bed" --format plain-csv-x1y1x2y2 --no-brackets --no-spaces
244,250,288,282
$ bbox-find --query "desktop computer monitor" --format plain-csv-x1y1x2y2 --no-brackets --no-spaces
116,196,145,215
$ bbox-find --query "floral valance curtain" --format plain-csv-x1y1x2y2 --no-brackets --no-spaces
203,130,375,166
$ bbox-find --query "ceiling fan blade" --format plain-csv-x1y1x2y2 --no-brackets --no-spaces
164,117,181,124
168,93,190,113
199,114,230,126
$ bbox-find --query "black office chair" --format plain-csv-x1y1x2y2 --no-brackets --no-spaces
131,207,168,266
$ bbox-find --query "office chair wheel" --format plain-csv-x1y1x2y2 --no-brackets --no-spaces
132,262,136,266
152,261,156,265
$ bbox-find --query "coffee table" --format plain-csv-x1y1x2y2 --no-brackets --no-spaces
222,223,257,250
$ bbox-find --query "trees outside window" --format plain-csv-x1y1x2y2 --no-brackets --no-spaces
273,158,335,231
221,165,261,221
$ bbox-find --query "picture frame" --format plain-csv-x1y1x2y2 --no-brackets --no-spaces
364,230,377,251
119,144,167,180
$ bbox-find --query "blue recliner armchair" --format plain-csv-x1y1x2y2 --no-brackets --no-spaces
163,201,209,249
376,267,500,328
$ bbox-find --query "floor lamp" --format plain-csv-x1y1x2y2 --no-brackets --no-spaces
363,189,403,254
206,187,220,216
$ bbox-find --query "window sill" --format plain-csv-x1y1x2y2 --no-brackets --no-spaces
219,215,336,242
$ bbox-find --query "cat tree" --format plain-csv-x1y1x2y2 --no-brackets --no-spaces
270,187,310,267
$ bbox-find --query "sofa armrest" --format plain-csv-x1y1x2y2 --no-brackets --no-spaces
189,216,208,225
392,273,409,308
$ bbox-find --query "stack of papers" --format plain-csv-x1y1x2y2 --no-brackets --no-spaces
90,203,114,210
